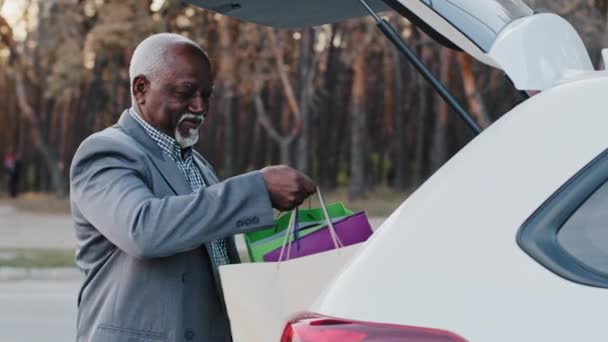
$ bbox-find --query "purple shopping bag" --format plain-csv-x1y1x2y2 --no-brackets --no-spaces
263,211,373,262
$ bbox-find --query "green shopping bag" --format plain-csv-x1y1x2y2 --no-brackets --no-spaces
244,202,353,262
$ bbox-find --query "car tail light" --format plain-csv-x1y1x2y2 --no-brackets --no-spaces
281,313,467,342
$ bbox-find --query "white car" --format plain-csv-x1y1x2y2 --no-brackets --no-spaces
189,0,608,340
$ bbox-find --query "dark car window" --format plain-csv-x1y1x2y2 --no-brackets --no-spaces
518,149,608,288
558,180,608,275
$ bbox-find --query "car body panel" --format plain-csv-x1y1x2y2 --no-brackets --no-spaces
488,13,594,91
390,1,592,89
312,74,608,341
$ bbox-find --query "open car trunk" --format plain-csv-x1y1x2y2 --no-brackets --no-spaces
184,0,390,28
185,0,594,91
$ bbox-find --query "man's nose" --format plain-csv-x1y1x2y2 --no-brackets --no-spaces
188,93,206,114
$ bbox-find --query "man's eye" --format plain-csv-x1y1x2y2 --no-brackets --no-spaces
174,90,193,98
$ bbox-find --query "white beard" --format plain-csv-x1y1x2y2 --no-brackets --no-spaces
175,113,204,148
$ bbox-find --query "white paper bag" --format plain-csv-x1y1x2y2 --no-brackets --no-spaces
221,188,362,341
219,243,361,342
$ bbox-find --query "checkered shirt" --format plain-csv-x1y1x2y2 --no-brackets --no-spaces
129,108,230,267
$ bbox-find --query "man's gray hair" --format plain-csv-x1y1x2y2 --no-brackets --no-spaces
129,33,206,89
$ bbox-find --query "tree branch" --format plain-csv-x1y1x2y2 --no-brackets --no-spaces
253,93,292,145
266,27,302,140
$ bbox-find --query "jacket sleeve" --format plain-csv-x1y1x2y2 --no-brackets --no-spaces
70,134,275,259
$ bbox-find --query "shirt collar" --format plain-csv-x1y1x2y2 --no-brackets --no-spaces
129,108,191,161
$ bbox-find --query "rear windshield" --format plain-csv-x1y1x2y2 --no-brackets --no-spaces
558,180,608,275
420,0,533,51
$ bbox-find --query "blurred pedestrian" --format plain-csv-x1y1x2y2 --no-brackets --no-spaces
3,150,20,198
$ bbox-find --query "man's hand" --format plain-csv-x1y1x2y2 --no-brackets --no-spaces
261,165,317,211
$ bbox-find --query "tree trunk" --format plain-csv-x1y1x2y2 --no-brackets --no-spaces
14,70,67,198
393,49,409,191
412,39,434,186
238,100,257,172
413,72,428,187
349,48,367,200
458,53,490,128
222,97,235,176
267,29,302,134
296,28,315,175
253,94,294,165
430,48,452,173
59,90,73,172
218,17,236,177
318,24,340,189
279,141,290,167
252,28,303,166
253,121,266,170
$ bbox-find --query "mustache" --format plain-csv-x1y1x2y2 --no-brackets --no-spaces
178,113,205,125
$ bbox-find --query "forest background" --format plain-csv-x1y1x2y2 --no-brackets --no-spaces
0,0,605,206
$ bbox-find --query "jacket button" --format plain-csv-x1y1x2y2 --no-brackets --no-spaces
185,330,195,340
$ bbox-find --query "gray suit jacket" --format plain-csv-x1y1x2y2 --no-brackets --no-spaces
70,110,274,342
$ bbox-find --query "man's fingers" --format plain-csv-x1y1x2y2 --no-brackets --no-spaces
306,182,317,195
261,165,318,210
297,174,317,195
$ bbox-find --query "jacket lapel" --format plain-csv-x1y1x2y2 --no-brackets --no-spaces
151,154,192,195
117,110,191,195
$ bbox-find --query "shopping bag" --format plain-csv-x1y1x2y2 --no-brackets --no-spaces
220,188,365,342
263,210,373,262
244,202,353,262
220,244,361,342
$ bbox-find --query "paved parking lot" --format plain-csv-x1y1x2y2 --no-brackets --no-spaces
0,280,78,341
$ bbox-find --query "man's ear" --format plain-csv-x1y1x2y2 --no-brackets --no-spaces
132,75,149,105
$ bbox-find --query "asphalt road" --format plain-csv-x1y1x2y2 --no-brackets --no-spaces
0,280,79,341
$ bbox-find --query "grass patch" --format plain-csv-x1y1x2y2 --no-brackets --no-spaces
0,192,71,215
0,248,75,268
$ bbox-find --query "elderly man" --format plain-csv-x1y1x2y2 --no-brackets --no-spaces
70,33,316,342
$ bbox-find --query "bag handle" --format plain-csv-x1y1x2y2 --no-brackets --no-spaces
277,187,344,262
